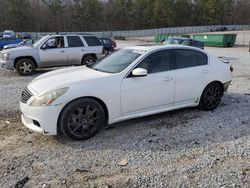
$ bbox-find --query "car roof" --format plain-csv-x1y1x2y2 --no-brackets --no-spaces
125,44,206,53
168,37,189,40
46,34,95,37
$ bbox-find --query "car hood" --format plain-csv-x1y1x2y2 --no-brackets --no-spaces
28,66,111,94
3,46,33,53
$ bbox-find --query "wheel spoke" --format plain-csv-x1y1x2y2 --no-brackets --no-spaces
71,124,82,132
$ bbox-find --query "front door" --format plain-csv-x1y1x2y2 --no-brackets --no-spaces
39,36,68,67
121,50,175,115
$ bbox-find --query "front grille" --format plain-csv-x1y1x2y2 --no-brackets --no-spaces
21,87,33,103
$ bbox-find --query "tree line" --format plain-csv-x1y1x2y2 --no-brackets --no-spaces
0,0,249,32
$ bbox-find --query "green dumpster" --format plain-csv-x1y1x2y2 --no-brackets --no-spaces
193,34,237,47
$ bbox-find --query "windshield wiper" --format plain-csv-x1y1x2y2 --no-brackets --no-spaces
91,67,115,73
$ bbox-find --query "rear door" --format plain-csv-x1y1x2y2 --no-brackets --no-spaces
39,36,68,67
82,36,103,57
173,49,210,106
66,36,85,65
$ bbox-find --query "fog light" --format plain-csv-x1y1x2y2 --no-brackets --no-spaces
33,120,41,127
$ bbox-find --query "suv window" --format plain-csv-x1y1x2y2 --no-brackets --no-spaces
67,36,84,47
43,37,64,49
137,50,173,74
83,36,102,46
102,39,111,45
174,49,207,69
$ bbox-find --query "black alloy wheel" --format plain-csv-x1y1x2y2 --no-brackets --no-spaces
59,98,105,140
199,82,223,111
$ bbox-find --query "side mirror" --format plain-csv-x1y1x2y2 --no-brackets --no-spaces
132,68,147,77
41,44,48,50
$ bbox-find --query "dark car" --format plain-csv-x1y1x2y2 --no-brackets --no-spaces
166,37,204,50
99,38,116,55
22,33,32,39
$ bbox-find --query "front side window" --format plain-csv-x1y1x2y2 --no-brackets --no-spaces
174,49,207,69
83,36,102,46
67,36,84,47
43,37,64,49
136,50,173,74
90,49,142,73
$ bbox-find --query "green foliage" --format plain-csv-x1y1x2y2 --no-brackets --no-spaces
73,0,103,31
6,0,31,31
0,0,249,32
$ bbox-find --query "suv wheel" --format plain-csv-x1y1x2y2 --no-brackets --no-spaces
59,98,105,140
199,82,223,111
82,56,96,66
16,59,35,76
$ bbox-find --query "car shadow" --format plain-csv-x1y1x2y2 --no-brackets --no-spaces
54,92,250,153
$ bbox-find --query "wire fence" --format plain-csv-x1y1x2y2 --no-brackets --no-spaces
11,24,250,40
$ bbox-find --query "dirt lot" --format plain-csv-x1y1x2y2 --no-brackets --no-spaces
0,41,250,187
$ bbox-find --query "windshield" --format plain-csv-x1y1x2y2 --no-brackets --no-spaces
32,36,48,47
166,38,183,44
4,32,11,35
90,49,142,73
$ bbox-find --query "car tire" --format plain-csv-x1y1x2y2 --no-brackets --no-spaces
104,49,109,55
16,59,35,76
199,82,223,111
59,98,105,140
81,56,96,66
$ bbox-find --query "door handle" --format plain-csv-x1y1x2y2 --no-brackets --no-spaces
201,70,209,74
163,76,173,81
81,49,85,51
61,50,65,53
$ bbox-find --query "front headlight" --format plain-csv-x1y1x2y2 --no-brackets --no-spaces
30,87,68,107
2,53,10,60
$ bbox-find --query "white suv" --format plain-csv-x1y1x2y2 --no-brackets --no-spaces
0,34,103,76
3,30,16,38
20,45,233,140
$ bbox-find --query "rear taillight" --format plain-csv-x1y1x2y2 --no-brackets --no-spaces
230,65,233,72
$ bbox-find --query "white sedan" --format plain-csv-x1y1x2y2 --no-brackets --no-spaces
20,45,233,140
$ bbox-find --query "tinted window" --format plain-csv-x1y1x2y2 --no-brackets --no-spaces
102,39,111,45
190,40,204,49
196,51,207,65
137,50,173,74
83,36,102,46
174,49,207,69
67,36,84,47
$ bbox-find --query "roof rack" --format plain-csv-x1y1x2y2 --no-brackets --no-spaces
57,32,93,36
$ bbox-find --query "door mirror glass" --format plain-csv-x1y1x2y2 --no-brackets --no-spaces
132,68,147,77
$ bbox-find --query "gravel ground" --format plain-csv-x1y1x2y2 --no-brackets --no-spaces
0,41,250,187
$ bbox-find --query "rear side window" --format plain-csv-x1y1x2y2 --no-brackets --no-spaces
83,36,102,46
67,36,84,47
102,39,112,45
174,49,207,69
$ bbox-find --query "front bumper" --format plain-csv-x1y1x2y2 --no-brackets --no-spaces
20,101,64,135
0,59,15,70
